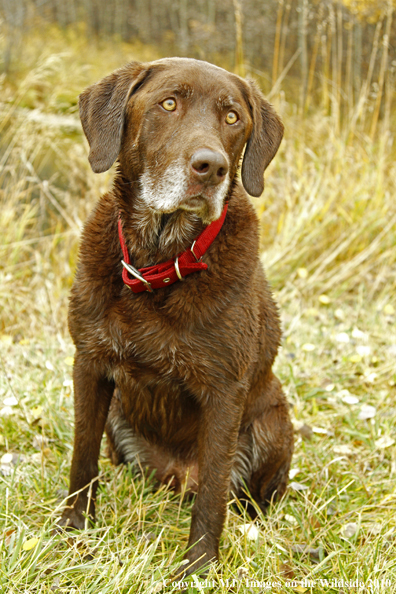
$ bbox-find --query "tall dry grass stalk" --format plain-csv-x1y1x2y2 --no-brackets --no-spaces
272,0,284,87
233,0,245,77
370,1,393,139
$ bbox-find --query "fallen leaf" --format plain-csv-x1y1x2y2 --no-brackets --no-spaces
302,343,315,352
349,354,362,363
290,481,309,492
341,523,358,539
238,523,259,541
297,268,308,279
312,427,328,435
333,445,353,455
284,514,298,524
358,405,376,420
364,372,377,383
31,406,43,420
352,328,368,340
383,304,395,315
64,357,74,367
32,435,49,449
292,421,313,441
298,424,313,441
335,332,349,343
289,468,300,479
295,586,308,593
3,396,18,406
291,544,322,562
22,537,39,551
0,406,14,417
237,566,249,579
1,452,23,476
356,345,371,357
45,360,55,371
4,528,16,546
1,453,14,465
375,436,395,449
279,562,294,579
338,390,359,405
319,294,331,304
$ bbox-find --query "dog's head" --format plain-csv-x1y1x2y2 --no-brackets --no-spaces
79,58,283,223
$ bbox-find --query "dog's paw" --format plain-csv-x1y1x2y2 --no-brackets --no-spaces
55,509,87,532
179,553,215,579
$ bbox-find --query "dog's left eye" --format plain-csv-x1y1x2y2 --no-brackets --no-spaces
161,98,177,111
225,111,238,125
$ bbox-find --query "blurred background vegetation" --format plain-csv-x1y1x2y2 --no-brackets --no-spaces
0,0,395,336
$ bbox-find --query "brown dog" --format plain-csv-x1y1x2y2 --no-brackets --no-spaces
59,58,293,575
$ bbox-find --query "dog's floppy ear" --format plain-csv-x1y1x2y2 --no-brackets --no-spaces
79,62,148,173
241,81,284,197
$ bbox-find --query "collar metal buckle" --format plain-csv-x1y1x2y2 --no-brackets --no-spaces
174,257,184,281
190,240,202,262
121,260,153,293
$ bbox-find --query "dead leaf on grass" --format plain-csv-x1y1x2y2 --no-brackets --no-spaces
291,544,322,560
290,481,309,492
32,435,49,449
375,436,395,449
341,523,358,538
284,514,298,525
333,445,353,455
289,468,300,479
238,523,259,541
22,537,39,551
302,343,316,351
3,396,18,406
292,421,313,441
335,332,349,343
279,562,295,579
358,405,376,420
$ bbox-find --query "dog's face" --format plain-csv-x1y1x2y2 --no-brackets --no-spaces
79,58,283,223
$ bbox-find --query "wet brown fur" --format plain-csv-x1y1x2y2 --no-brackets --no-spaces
59,58,294,575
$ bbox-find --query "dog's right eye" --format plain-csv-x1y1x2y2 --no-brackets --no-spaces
161,98,177,111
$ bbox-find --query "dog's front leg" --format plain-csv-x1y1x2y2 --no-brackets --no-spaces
58,354,114,529
183,387,245,576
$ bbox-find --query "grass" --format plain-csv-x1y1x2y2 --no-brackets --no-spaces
1,301,395,592
1,22,396,593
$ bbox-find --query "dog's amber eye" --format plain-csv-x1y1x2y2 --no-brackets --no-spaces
225,111,238,124
162,98,177,111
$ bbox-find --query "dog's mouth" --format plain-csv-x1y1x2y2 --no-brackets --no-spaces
180,192,220,224
140,165,229,223
178,180,228,222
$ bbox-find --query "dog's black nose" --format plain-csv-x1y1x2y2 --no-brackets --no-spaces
190,149,228,185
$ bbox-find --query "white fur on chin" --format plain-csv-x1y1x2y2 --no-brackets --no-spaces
140,160,229,224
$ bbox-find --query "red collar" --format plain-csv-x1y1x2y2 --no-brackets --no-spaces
118,203,228,293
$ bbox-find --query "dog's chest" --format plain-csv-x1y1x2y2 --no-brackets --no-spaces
100,294,201,379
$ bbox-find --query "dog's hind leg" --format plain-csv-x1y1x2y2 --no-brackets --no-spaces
233,374,294,515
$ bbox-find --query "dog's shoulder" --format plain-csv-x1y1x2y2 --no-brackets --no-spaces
78,192,120,269
68,193,121,331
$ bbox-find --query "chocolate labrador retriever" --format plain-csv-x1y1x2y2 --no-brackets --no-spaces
59,57,293,575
